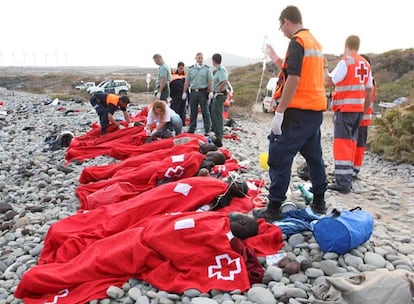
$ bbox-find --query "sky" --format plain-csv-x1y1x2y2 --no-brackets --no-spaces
1,0,413,68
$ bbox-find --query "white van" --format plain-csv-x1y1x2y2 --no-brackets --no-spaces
75,81,95,90
262,77,279,113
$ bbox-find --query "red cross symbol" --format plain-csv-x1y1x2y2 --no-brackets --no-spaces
208,254,242,280
355,61,369,83
164,165,185,178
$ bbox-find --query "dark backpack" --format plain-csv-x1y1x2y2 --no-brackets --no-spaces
48,131,74,151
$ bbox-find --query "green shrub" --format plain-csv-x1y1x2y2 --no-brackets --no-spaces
130,80,155,93
368,102,414,164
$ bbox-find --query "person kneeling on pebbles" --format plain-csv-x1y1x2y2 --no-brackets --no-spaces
145,100,183,139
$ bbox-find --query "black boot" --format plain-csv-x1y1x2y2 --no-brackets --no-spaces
310,193,326,214
252,202,282,223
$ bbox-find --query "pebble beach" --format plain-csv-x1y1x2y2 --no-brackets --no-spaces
0,87,414,304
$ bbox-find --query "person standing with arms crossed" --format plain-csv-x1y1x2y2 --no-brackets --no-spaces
210,53,229,147
182,52,213,135
253,5,328,222
325,35,373,194
153,54,172,101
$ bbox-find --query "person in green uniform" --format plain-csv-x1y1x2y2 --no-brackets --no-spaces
153,54,172,101
210,53,229,147
182,52,213,134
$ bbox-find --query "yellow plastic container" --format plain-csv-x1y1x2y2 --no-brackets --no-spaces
259,152,269,170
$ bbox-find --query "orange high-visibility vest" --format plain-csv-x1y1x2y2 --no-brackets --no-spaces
106,94,120,106
171,71,187,81
280,30,327,111
331,54,371,112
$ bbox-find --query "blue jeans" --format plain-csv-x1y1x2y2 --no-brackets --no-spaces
161,114,183,135
90,98,109,135
268,109,327,205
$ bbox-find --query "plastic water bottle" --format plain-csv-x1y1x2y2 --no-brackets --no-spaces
262,35,269,56
298,183,313,204
262,36,269,71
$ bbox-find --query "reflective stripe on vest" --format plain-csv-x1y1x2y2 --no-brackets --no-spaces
288,30,327,111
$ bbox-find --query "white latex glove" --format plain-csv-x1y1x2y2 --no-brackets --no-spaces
271,112,284,135
145,128,151,136
208,91,214,100
128,122,134,128
155,92,161,100
150,129,158,136
119,124,126,130
182,92,187,100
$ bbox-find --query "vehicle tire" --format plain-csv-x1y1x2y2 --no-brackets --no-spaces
119,90,127,96
262,103,268,113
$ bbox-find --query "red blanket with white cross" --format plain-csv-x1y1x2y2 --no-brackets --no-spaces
76,151,206,209
15,212,283,304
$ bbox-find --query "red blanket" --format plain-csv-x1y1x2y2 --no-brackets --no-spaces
39,176,282,265
109,133,206,160
15,212,282,304
76,151,206,209
40,177,229,264
68,110,148,148
79,138,201,184
65,125,147,163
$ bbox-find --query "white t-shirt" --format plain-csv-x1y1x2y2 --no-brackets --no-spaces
147,105,177,125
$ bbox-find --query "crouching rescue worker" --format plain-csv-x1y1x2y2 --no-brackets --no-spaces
89,93,132,135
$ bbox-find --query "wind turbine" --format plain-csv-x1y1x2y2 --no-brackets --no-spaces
12,50,16,66
22,50,26,66
54,50,58,66
32,51,37,66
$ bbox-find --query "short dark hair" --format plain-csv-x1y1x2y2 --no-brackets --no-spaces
177,61,184,67
119,96,130,104
360,54,371,64
279,5,302,25
212,53,222,64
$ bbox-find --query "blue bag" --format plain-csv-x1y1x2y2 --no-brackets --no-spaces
313,207,374,254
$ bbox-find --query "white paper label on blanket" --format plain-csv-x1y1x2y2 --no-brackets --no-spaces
171,154,185,162
173,183,192,196
265,252,287,266
174,218,195,230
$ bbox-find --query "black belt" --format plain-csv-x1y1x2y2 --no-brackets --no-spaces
192,88,208,92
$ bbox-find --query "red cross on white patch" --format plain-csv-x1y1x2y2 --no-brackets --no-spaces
164,165,185,178
355,61,369,83
208,253,242,280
